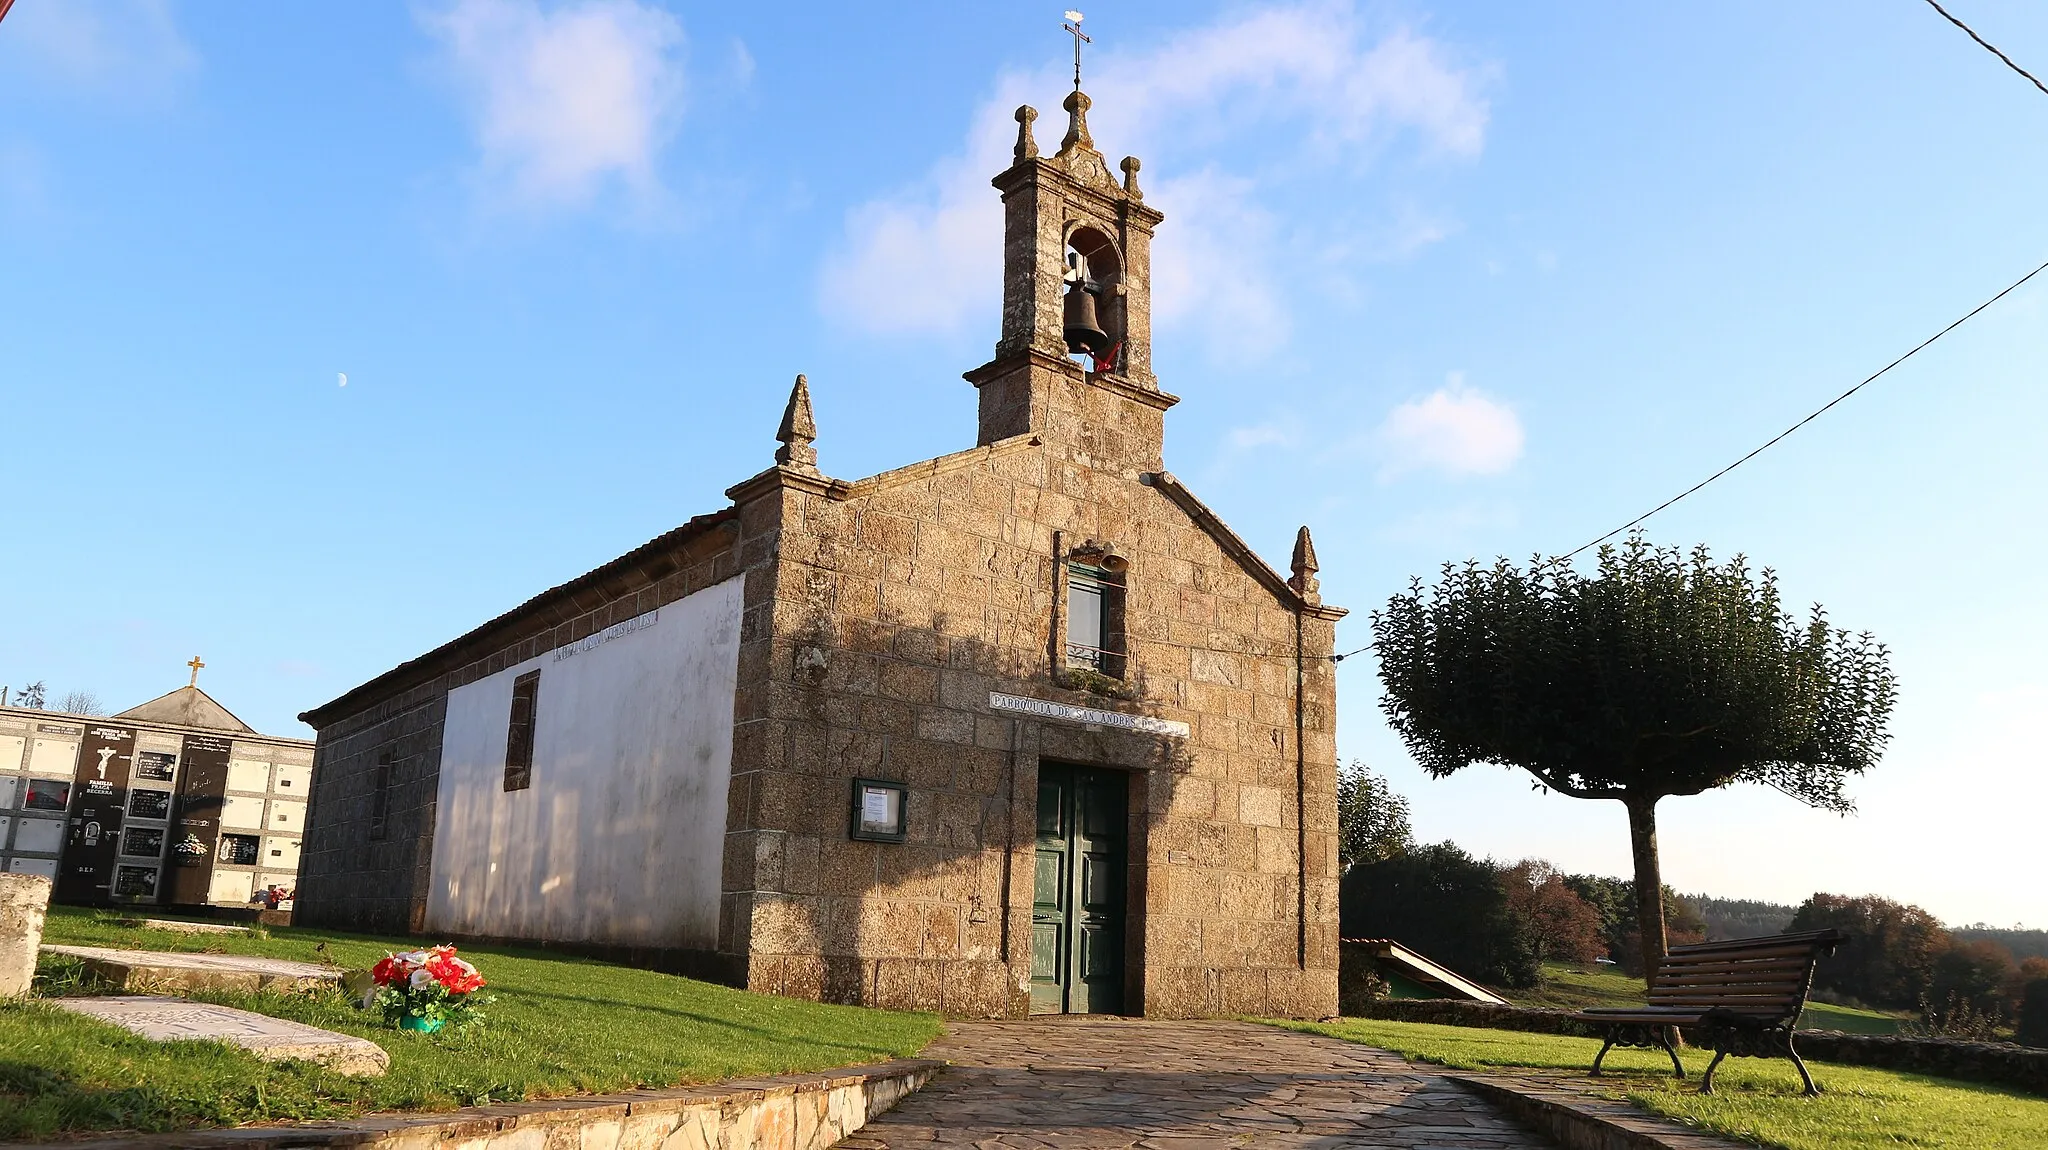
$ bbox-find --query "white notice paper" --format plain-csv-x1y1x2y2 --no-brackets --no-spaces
862,788,893,826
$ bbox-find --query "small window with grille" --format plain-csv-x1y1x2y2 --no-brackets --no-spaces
504,670,540,792
1066,560,1127,679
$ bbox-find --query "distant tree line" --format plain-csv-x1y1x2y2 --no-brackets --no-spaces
1336,762,2048,1046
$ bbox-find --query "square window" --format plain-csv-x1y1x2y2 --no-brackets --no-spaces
849,778,908,843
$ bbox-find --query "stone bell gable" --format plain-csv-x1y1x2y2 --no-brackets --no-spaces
293,77,1344,1020
970,91,1170,473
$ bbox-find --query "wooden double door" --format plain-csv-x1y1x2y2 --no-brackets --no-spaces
1030,762,1127,1014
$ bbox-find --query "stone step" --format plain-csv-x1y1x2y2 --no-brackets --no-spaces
49,995,388,1077
41,944,343,993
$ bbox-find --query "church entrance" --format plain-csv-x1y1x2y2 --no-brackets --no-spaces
1030,762,1127,1014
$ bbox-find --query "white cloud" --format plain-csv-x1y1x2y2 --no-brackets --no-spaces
1227,423,1295,451
421,0,687,209
818,2,1489,344
3,0,196,96
1376,375,1524,478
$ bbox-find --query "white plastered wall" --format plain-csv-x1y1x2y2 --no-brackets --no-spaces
425,575,744,949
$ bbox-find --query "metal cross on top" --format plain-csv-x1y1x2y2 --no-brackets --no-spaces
1063,10,1090,91
186,655,205,687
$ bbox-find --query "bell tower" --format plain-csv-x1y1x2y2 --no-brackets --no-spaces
965,56,1175,472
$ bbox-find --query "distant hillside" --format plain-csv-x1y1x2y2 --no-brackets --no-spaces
1954,927,2048,960
1685,894,1797,941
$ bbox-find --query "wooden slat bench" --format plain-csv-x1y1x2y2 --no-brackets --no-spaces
1573,928,1845,1095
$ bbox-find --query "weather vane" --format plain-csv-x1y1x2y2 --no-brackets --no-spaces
1063,10,1089,91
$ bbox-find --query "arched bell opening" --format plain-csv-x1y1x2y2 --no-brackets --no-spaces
1062,224,1125,372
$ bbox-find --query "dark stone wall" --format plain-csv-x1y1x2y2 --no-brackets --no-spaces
295,695,447,935
1348,998,2048,1097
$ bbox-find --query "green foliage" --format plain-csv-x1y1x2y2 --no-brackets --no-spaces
1372,536,1897,977
1686,894,1798,941
4,908,942,1139
1790,893,1951,1010
1371,536,1897,807
1500,860,1604,966
1282,1017,2048,1150
1339,842,1540,988
1562,874,1706,975
374,983,493,1032
1335,761,1412,870
1930,939,2018,1021
2016,980,2048,1049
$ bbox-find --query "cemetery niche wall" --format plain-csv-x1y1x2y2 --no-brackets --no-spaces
0,682,315,912
296,82,1346,1019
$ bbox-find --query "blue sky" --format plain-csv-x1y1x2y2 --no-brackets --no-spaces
2,1,2043,928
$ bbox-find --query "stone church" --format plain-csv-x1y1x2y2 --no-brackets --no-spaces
296,83,1345,1019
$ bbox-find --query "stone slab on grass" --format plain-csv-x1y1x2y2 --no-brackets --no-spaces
41,944,343,993
49,995,389,1077
128,918,252,935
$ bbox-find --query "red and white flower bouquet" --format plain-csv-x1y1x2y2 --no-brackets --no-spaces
369,945,491,1032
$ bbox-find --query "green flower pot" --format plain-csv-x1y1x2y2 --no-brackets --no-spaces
399,1015,445,1034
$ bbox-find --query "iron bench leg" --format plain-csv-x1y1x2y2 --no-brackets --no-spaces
1656,1029,1685,1079
1591,1033,1617,1076
1787,1032,1820,1097
1700,1049,1728,1094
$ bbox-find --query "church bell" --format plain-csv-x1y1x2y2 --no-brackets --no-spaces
1062,279,1111,358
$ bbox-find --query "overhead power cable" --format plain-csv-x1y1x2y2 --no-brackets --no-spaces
1922,0,2048,98
1559,256,2048,562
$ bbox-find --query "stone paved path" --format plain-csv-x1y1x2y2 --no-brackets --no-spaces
844,1018,1555,1149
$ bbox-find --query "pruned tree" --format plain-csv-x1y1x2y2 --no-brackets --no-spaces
1372,536,1898,978
1336,761,1413,870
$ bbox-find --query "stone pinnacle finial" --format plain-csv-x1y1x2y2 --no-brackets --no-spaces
1289,526,1321,603
1060,89,1093,154
774,374,818,473
1120,156,1143,199
1014,106,1039,161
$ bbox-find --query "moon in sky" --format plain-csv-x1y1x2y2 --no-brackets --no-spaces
338,373,348,387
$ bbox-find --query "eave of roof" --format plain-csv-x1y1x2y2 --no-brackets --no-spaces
298,506,738,729
1143,471,1348,621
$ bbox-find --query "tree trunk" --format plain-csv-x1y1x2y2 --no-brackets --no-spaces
1625,795,1667,981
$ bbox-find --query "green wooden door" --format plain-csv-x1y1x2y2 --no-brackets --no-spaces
1030,762,1126,1014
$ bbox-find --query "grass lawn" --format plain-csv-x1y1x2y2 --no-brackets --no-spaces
3,908,942,1140
1512,962,1904,1035
1279,1017,2048,1150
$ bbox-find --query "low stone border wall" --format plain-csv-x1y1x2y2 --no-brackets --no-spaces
0,1057,943,1150
1449,1074,1746,1150
1791,1031,2048,1097
1354,999,2048,1096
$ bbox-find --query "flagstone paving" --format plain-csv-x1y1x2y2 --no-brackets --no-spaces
843,1017,1556,1149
